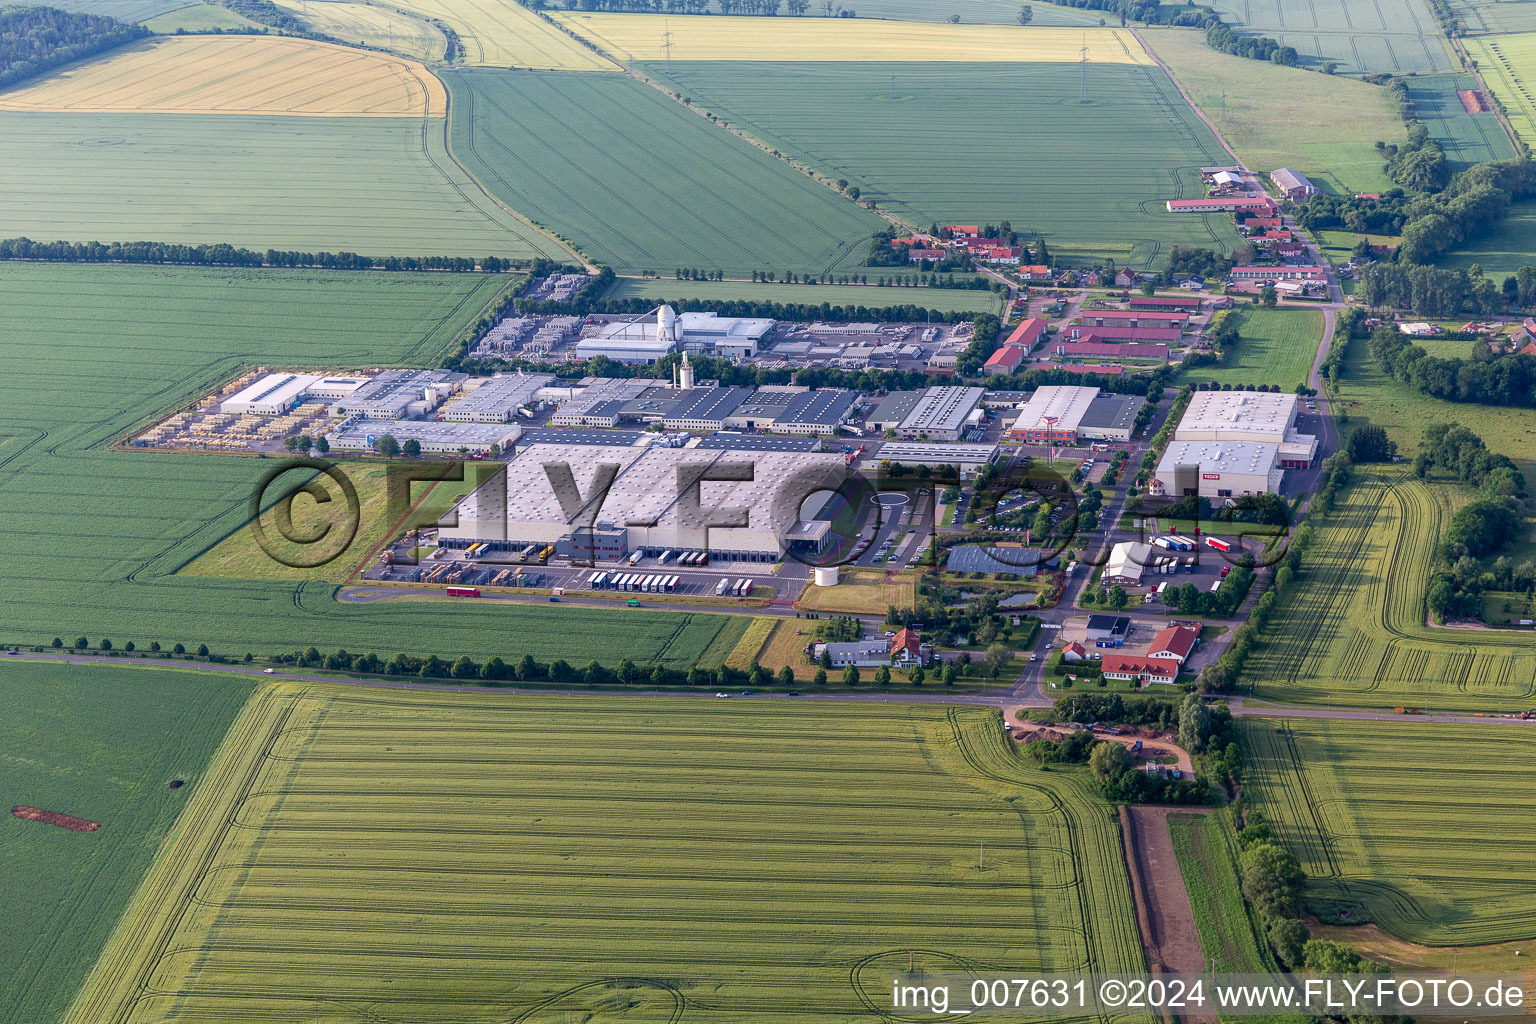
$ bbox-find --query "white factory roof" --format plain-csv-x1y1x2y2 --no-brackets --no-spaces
900,386,986,434
1105,541,1152,583
1175,391,1297,439
220,372,318,412
443,372,554,420
878,441,999,464
1010,385,1100,432
445,443,845,548
1157,439,1280,477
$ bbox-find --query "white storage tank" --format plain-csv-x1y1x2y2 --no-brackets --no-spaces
813,566,840,587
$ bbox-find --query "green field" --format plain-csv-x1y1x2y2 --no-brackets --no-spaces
66,690,1144,1023
842,0,1107,22
9,0,194,20
1437,199,1536,278
0,113,564,260
1168,810,1280,973
0,263,735,665
638,60,1242,269
603,275,1005,314
1448,0,1536,34
1142,29,1403,194
0,661,253,1024
1243,717,1536,945
442,69,888,276
1199,0,1455,74
1177,306,1323,391
1466,32,1536,146
1403,73,1519,170
142,1,260,31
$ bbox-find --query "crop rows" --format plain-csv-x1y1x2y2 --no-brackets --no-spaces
385,0,618,69
1402,73,1518,170
1247,469,1536,710
0,111,562,258
1241,718,1536,945
0,262,734,665
1199,0,1454,73
1465,34,1536,147
639,60,1239,269
270,0,448,62
0,35,444,117
443,69,887,276
66,691,1145,1023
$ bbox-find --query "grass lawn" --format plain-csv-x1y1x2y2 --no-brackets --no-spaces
0,662,253,1024
1243,717,1536,945
795,568,914,614
603,276,1004,315
1168,810,1284,973
1141,28,1404,194
1436,200,1536,279
66,688,1144,1023
1177,306,1323,391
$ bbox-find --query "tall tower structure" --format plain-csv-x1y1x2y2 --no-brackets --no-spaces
679,350,695,389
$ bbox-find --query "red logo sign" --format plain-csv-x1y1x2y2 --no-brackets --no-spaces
1201,473,1220,480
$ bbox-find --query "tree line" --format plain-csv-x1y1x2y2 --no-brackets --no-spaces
0,6,148,90
0,237,520,273
1368,324,1536,408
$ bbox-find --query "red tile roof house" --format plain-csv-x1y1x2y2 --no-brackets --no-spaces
890,628,929,666
1018,264,1053,282
1062,641,1087,663
1100,654,1180,684
945,225,982,238
1147,624,1199,664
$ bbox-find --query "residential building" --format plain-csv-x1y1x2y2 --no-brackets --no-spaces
1100,654,1180,684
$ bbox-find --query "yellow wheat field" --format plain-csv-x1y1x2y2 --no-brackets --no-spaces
270,0,448,63
384,0,618,69
0,35,446,116
556,15,1153,64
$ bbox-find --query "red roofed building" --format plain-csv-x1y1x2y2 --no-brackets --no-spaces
1061,641,1087,662
978,246,1022,264
890,628,929,666
945,225,981,238
983,345,1027,375
1004,316,1047,349
1166,197,1277,214
1147,624,1199,664
1018,264,1052,282
1067,325,1182,342
1237,215,1283,230
1100,654,1180,684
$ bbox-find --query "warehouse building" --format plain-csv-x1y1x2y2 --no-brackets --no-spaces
1052,341,1170,363
1271,167,1319,201
442,372,554,423
327,416,519,454
693,434,824,452
1065,325,1182,343
547,377,669,427
1166,197,1277,214
331,369,466,420
1077,393,1147,441
773,388,858,434
1103,543,1151,585
1006,385,1100,442
878,441,998,478
983,344,1027,375
438,443,846,561
866,390,924,432
574,305,774,362
513,427,647,449
724,387,803,429
1078,310,1188,331
1229,266,1328,282
1173,391,1317,466
619,384,754,431
1153,440,1283,499
891,385,986,441
220,372,319,416
1128,295,1200,311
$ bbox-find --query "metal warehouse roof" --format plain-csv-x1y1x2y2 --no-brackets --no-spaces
693,434,824,452
944,544,1058,575
775,388,857,427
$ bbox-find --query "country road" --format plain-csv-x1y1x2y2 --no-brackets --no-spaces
7,651,1533,728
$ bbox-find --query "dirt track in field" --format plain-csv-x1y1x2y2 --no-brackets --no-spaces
1120,805,1216,1021
13,805,100,832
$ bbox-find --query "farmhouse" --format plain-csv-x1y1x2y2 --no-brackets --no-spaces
437,443,847,562
1166,196,1277,214
1007,385,1100,442
1017,265,1053,282
1079,310,1188,330
1100,654,1180,684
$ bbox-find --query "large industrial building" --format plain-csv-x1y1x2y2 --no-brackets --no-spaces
330,370,466,420
220,372,367,415
437,443,847,562
441,372,553,423
1076,393,1147,441
1173,391,1317,467
1007,385,1100,442
1152,439,1283,499
877,441,998,477
546,377,669,427
573,305,774,362
327,416,520,454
